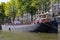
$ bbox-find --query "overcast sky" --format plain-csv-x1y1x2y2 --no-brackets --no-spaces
0,0,10,2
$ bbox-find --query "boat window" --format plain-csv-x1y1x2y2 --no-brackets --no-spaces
41,15,46,18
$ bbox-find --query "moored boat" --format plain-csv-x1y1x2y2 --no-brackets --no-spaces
1,12,58,33
32,11,58,33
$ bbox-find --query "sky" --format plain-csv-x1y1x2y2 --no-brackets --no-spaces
0,0,10,2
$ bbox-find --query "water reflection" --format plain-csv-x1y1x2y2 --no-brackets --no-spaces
0,31,58,40
58,33,60,40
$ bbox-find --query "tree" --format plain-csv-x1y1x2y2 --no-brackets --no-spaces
19,0,40,22
4,0,18,23
4,0,58,23
0,3,6,24
12,0,51,22
4,2,12,23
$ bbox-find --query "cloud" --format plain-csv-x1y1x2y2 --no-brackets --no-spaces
0,0,10,2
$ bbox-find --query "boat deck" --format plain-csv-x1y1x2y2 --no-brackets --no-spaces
1,24,39,32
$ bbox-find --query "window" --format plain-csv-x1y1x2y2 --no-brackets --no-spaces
58,12,60,16
41,15,46,18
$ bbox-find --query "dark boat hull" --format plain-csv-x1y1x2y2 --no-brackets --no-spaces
2,21,58,33
33,22,58,33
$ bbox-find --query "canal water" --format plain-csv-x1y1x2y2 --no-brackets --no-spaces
0,31,58,40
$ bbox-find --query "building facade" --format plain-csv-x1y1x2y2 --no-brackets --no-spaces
52,2,60,22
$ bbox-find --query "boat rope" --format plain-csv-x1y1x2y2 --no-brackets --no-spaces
44,22,58,30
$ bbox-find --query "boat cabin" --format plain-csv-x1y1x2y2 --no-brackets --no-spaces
38,12,53,23
39,12,52,20
34,11,53,24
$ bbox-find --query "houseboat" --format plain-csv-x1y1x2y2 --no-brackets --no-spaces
33,12,58,33
1,12,58,33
